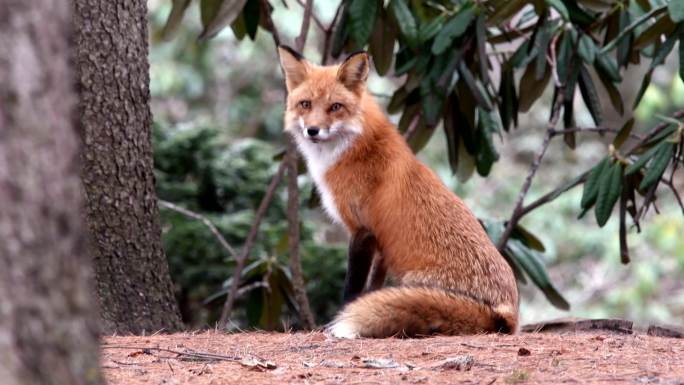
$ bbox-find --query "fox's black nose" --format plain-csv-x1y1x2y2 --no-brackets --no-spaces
307,127,320,137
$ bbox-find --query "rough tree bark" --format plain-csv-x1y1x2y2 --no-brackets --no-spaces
75,0,183,334
0,1,103,384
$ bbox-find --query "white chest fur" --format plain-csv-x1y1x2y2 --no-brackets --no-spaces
294,136,354,226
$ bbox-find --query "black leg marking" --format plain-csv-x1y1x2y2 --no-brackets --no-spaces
342,227,377,304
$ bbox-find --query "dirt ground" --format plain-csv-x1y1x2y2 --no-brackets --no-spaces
102,330,684,385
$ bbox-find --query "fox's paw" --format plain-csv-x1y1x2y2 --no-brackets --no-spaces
326,319,361,339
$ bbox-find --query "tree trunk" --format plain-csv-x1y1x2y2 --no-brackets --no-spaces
0,1,103,384
74,0,183,334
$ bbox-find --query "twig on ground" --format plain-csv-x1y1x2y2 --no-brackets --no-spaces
102,345,242,362
218,161,286,329
159,200,238,259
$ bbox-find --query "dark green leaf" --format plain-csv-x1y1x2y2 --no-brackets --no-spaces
595,53,621,82
578,65,603,125
680,25,684,83
518,60,550,112
406,118,434,153
230,12,247,40
432,5,475,55
454,84,478,154
578,34,597,64
633,68,653,109
626,141,667,175
499,68,517,132
613,118,635,150
535,21,552,80
639,142,674,190
581,157,610,209
394,54,416,76
595,64,624,115
509,40,536,69
200,0,223,30
617,11,633,68
512,224,546,252
562,0,595,27
634,16,676,50
398,102,421,134
650,27,679,72
421,83,443,126
369,9,397,76
507,240,570,310
387,86,409,113
476,14,489,85
348,0,379,47
482,221,527,283
595,162,623,227
488,0,527,25
200,0,249,40
556,30,572,82
458,61,492,110
600,5,668,54
162,0,192,40
418,14,446,42
390,0,418,48
475,108,500,176
443,95,460,174
545,0,569,20
243,0,260,40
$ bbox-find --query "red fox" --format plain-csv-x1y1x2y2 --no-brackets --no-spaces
278,46,519,338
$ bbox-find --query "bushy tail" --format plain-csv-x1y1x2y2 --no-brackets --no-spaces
327,286,517,338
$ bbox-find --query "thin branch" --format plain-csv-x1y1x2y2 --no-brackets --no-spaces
662,178,684,216
619,190,630,264
551,127,643,140
635,179,659,224
321,2,344,65
262,0,317,329
624,109,684,156
497,93,564,252
518,171,590,218
218,161,286,329
295,0,325,31
294,0,314,51
260,0,281,45
599,5,668,55
159,200,238,259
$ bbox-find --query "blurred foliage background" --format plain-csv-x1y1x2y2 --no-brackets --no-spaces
148,0,684,330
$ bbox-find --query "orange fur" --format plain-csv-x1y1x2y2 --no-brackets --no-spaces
278,47,519,338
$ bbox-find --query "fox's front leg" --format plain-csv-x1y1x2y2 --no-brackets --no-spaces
342,227,377,304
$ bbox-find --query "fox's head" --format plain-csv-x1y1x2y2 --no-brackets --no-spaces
278,46,369,148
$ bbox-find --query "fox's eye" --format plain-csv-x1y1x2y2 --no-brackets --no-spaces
330,102,343,112
299,100,311,109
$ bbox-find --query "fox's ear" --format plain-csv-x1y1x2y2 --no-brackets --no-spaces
337,51,369,93
278,46,310,91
